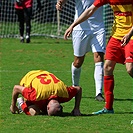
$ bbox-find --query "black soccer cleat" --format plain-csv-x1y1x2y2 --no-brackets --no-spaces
20,37,24,43
95,93,105,102
26,35,30,43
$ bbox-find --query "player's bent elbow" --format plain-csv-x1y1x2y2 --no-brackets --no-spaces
13,85,24,94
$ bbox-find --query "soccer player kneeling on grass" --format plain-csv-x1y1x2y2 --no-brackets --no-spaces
10,70,82,116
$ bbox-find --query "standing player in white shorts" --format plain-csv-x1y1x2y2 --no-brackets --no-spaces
56,0,106,101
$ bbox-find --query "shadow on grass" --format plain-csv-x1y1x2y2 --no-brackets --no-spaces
60,112,96,117
60,112,132,117
114,112,133,114
61,112,133,117
30,41,45,44
82,96,133,102
114,98,133,101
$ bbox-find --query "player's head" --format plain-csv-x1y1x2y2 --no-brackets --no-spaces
47,99,63,116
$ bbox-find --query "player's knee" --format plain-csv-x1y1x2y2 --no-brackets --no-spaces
73,62,82,68
104,64,113,74
13,85,24,94
73,58,84,68
126,67,133,78
75,86,82,92
28,105,40,116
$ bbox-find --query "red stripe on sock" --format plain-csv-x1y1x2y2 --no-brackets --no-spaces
21,103,31,115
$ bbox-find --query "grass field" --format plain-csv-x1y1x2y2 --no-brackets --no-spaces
0,37,133,133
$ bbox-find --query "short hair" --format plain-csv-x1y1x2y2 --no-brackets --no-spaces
47,100,63,116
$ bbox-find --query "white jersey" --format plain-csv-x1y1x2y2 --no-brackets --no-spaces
74,0,105,31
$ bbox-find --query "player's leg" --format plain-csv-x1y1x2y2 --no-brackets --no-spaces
18,100,40,116
126,63,133,78
93,37,123,114
24,7,32,43
19,87,40,115
71,30,88,86
16,96,31,115
72,56,85,86
15,9,24,42
104,59,116,109
92,59,116,115
91,29,106,101
125,40,133,78
93,52,105,101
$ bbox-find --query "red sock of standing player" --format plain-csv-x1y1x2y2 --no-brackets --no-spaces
104,75,114,110
21,103,31,115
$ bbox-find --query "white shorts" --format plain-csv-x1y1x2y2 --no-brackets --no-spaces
72,29,106,56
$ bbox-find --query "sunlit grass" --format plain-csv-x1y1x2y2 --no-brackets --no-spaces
0,37,133,133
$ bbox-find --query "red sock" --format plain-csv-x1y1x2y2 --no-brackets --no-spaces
21,103,31,115
104,75,114,110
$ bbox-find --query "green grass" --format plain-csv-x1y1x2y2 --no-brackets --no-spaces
0,37,133,133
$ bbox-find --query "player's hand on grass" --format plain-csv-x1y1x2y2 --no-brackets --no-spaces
64,26,73,40
10,104,19,114
71,109,81,116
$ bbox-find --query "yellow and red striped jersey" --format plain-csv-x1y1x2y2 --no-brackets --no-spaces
20,70,69,101
93,0,133,40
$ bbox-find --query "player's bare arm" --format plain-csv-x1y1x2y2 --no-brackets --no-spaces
121,26,133,46
10,85,24,114
71,86,82,116
56,0,68,11
64,4,98,40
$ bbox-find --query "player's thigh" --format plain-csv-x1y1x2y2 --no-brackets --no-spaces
24,7,32,20
15,9,24,22
125,40,133,63
91,29,106,54
125,40,133,77
105,37,125,64
28,105,40,116
72,30,92,57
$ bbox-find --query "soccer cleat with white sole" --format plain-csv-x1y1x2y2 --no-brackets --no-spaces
92,108,114,115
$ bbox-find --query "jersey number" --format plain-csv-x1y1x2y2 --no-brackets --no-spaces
37,74,60,84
